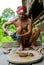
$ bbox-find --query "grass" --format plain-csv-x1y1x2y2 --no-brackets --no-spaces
0,27,16,46
42,36,44,43
0,36,14,46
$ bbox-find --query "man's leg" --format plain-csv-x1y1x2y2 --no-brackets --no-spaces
16,27,25,50
17,38,24,51
17,37,28,50
29,27,40,50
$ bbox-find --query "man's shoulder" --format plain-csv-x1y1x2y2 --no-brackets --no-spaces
28,18,32,24
28,18,31,21
11,17,19,22
28,18,32,22
14,18,19,21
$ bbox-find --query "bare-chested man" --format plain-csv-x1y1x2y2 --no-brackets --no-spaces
2,6,40,50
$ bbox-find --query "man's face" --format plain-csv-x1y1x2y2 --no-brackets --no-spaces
17,10,26,19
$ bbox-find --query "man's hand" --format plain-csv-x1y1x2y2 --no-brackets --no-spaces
16,34,23,37
3,29,8,34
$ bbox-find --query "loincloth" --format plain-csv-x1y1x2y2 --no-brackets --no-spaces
22,37,31,48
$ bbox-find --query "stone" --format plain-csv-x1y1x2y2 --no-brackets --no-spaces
8,50,43,64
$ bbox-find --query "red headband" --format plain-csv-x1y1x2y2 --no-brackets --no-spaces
16,6,26,12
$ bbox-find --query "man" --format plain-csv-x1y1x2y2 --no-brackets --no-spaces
2,6,40,50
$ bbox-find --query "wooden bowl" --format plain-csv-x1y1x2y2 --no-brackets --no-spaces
19,51,28,57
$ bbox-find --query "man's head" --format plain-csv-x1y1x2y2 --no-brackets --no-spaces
16,6,27,19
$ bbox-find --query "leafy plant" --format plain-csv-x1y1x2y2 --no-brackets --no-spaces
0,8,16,46
2,8,15,19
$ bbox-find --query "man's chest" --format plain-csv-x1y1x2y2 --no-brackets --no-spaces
15,21,28,29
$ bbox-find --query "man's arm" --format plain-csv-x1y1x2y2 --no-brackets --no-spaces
19,19,32,37
2,19,16,33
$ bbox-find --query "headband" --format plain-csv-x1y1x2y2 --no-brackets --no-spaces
16,6,26,12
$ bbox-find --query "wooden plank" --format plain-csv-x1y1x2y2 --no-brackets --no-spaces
33,10,44,23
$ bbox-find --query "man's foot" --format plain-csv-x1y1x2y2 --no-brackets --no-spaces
18,45,24,51
30,44,38,50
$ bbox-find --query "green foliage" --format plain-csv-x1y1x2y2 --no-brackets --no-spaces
0,8,16,46
0,29,15,46
6,25,16,32
41,36,44,43
2,8,15,19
